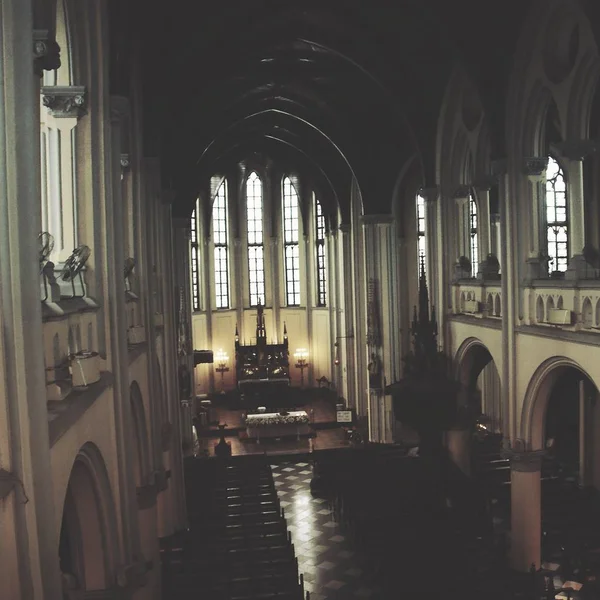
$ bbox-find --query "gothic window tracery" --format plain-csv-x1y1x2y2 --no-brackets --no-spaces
246,172,265,306
416,193,427,279
545,156,569,273
213,180,230,309
315,198,327,307
468,193,478,277
190,207,200,311
282,177,300,306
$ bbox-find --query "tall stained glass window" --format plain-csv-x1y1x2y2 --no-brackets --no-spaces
416,194,427,278
190,207,200,311
213,180,229,308
246,172,265,306
283,177,300,306
468,193,478,277
315,198,327,306
545,156,568,273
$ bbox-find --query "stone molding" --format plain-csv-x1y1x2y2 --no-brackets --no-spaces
42,86,87,119
501,447,545,472
33,30,60,75
523,157,549,181
360,214,394,225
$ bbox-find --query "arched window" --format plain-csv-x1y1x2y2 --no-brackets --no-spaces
416,193,427,278
246,172,265,306
190,207,200,311
213,180,229,309
545,156,568,273
315,198,327,307
468,193,478,277
282,177,300,306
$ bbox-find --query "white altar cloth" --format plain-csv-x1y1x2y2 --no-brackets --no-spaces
245,410,311,442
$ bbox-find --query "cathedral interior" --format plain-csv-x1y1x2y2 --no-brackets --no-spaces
3,0,600,598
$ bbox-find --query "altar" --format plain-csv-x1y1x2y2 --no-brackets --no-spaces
244,410,311,442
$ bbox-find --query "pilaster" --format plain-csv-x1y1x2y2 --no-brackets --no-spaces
105,95,141,564
0,4,62,598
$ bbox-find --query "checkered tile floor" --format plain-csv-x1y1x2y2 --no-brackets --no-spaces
271,462,383,600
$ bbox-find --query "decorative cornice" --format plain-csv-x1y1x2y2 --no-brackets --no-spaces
110,95,130,123
42,86,87,119
33,30,60,76
552,139,599,161
523,157,548,181
361,214,394,225
418,186,439,203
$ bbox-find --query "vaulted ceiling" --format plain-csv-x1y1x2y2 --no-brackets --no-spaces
132,0,533,218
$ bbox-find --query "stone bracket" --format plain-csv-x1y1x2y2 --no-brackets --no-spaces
41,86,87,119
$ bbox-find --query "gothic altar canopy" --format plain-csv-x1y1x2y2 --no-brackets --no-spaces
234,303,290,393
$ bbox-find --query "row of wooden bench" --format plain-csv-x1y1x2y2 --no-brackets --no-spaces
161,456,308,600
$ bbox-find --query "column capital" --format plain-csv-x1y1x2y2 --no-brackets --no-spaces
552,139,599,161
110,95,130,123
473,174,499,191
41,86,87,119
523,157,548,181
361,214,394,226
339,223,351,234
452,184,471,205
33,30,60,76
501,445,545,472
418,186,439,203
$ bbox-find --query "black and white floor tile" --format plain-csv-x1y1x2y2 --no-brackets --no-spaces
271,462,383,600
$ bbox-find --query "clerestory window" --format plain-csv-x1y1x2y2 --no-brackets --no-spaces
545,156,568,273
282,177,301,306
246,172,265,306
315,198,327,307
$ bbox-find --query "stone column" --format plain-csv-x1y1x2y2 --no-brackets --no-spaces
173,218,194,453
445,427,471,476
490,213,501,270
0,8,62,598
107,96,143,565
338,224,356,410
523,157,548,279
497,158,517,440
362,215,396,443
504,449,544,572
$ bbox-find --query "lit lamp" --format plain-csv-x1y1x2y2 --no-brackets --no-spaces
214,349,229,394
294,348,309,388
